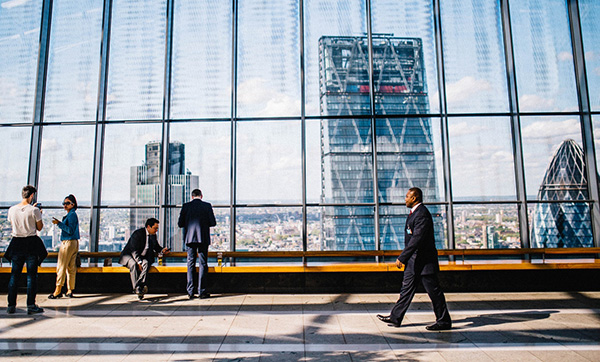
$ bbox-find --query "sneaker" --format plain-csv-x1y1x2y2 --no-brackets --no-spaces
7,306,15,314
27,305,44,315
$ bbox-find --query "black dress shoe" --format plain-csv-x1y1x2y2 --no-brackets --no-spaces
377,314,401,327
48,293,63,299
426,322,452,331
188,294,195,300
199,292,210,299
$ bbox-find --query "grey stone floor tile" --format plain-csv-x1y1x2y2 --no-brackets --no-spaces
168,352,217,362
439,350,495,362
571,350,600,362
303,352,352,362
529,350,593,362
481,351,542,362
392,350,445,362
212,352,261,361
258,351,304,361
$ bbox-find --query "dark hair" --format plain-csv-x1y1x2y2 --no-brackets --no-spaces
22,185,37,199
145,218,160,228
191,189,202,197
65,194,77,210
408,187,423,203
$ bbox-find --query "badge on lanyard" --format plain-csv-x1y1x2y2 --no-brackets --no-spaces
406,227,412,235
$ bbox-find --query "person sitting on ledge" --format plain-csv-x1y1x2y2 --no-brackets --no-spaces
119,218,169,300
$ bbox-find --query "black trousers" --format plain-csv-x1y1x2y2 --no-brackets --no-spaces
186,243,209,296
390,268,451,326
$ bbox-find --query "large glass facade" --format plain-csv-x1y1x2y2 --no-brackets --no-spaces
0,0,598,253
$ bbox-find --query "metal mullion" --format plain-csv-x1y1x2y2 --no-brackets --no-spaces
500,0,529,249
568,0,600,248
159,0,175,248
230,0,238,254
432,0,455,251
90,0,113,252
28,0,53,191
299,0,307,260
366,0,380,255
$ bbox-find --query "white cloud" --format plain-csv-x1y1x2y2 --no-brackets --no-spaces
595,67,600,77
585,51,596,61
41,138,60,152
448,121,486,137
558,51,573,62
1,0,30,9
521,118,580,142
237,77,300,117
518,94,556,111
445,76,492,103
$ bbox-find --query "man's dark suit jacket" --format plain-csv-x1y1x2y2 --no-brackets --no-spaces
397,204,440,276
178,199,216,246
119,228,163,265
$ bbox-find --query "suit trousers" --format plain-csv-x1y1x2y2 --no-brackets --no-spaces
7,254,38,307
122,255,150,292
55,239,78,291
186,243,209,296
390,268,451,326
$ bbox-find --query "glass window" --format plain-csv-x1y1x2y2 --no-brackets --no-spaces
41,208,90,251
101,123,163,205
521,116,584,200
371,0,439,114
169,121,231,205
308,118,373,204
0,0,42,123
376,116,444,203
37,125,95,206
380,205,447,250
44,0,103,122
98,208,158,251
441,0,509,113
170,1,232,119
236,207,302,251
0,126,31,204
454,204,521,249
106,0,166,120
528,202,593,248
304,0,368,117
510,0,578,112
594,115,600,178
308,206,375,251
236,121,301,204
579,0,600,111
237,0,300,118
449,117,516,201
166,206,230,252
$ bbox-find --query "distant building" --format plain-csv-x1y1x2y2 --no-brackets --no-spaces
531,139,594,248
319,35,443,250
130,141,198,251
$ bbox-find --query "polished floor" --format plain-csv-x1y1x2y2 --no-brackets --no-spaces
0,291,598,361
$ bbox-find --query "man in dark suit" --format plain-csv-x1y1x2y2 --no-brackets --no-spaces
119,218,169,300
377,187,452,330
178,189,216,299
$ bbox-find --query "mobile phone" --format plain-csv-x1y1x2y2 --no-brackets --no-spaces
36,203,42,208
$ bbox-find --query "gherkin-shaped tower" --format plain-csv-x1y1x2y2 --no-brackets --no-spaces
532,139,593,248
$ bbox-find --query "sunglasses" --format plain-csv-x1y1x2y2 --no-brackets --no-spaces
62,201,73,206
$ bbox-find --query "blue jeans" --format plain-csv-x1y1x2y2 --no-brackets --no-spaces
7,254,38,307
186,243,209,296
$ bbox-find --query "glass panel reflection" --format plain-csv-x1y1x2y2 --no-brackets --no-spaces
441,0,508,113
371,0,439,114
98,208,158,251
236,207,301,251
449,117,516,201
454,204,521,249
169,121,230,205
510,0,578,112
594,116,600,176
0,0,42,124
106,0,166,120
521,116,584,200
101,123,163,205
380,205,446,250
37,125,95,206
171,1,232,119
237,0,300,117
528,202,593,248
236,121,301,204
44,0,102,122
579,0,600,111
41,208,90,251
0,127,31,204
166,206,229,252
308,206,375,251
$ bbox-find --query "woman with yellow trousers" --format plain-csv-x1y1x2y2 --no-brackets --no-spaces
48,194,80,299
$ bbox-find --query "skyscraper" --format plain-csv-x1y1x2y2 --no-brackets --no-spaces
130,141,198,251
319,35,443,250
532,139,594,248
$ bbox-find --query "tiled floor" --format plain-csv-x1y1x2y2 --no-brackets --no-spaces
0,292,598,361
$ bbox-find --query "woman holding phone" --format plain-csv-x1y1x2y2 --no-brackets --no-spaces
48,194,80,299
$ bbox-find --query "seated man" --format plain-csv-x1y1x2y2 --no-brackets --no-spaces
119,218,169,299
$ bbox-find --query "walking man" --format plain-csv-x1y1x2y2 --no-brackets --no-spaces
5,185,47,314
377,187,452,330
178,189,216,299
